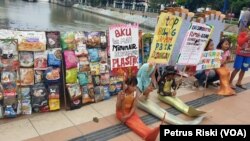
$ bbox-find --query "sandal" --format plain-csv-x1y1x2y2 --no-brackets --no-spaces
236,84,247,90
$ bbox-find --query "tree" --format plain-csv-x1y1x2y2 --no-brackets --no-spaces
176,0,186,6
148,0,168,9
230,0,250,17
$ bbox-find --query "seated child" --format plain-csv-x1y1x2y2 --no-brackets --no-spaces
157,66,178,96
116,76,159,141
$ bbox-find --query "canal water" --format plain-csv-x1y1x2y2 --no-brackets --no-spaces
0,0,153,32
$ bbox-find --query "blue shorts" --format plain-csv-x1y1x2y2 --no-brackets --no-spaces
233,55,250,71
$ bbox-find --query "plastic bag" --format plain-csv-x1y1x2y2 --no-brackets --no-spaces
34,51,47,69
81,86,94,104
31,83,49,113
48,48,62,67
92,75,100,86
19,52,34,67
87,48,100,62
20,87,32,115
87,32,101,48
48,85,60,111
94,86,104,102
44,67,60,83
78,57,90,72
60,32,76,50
20,68,34,86
90,62,100,75
35,70,44,84
46,31,60,49
64,50,78,69
67,83,82,109
66,68,78,84
78,72,89,86
103,85,110,100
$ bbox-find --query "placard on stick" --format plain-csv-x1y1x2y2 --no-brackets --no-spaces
147,13,183,64
177,22,214,66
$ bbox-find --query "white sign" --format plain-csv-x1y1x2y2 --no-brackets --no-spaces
177,22,214,65
196,50,223,70
109,23,139,72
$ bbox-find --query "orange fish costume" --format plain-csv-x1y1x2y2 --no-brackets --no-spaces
116,92,159,141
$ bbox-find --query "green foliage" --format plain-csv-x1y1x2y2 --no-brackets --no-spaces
223,33,238,51
89,0,101,7
176,0,186,5
230,0,250,17
148,0,168,9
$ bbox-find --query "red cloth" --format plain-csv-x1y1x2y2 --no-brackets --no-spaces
236,32,250,57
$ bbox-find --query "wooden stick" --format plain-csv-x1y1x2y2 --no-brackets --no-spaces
161,112,167,125
173,66,187,96
203,70,210,97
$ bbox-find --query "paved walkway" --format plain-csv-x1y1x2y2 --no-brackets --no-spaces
1,68,250,141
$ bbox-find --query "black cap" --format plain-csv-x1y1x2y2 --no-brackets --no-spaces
164,66,177,75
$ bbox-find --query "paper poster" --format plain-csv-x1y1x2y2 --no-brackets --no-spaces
177,22,214,65
196,50,222,70
109,23,139,76
147,13,182,64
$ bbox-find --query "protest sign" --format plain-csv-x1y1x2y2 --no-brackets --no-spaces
147,13,182,64
177,22,214,65
109,23,139,77
196,50,222,70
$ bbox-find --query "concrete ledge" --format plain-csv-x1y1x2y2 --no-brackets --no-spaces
73,4,157,30
49,0,74,7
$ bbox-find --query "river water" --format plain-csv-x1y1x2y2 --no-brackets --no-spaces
0,0,152,32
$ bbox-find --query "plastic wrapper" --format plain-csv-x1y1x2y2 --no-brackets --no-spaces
46,31,60,49
78,72,89,86
100,32,107,49
75,31,88,56
94,86,104,102
60,32,76,50
44,67,60,83
81,85,94,104
90,62,100,75
48,48,62,67
100,62,109,74
78,57,90,72
19,52,34,67
87,48,100,62
86,32,101,48
99,49,107,63
92,75,100,86
31,83,49,113
48,85,60,111
64,50,78,69
1,71,16,83
17,31,46,51
2,83,17,96
0,39,18,59
4,105,16,118
34,51,47,70
20,87,32,115
100,73,110,85
103,85,110,100
67,83,82,109
66,68,78,84
35,70,44,84
20,68,34,86
116,82,123,94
